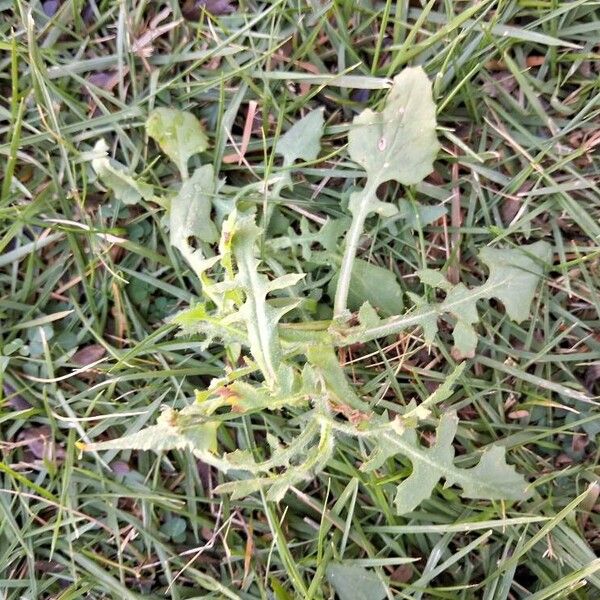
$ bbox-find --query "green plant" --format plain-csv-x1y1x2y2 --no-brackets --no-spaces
82,67,550,515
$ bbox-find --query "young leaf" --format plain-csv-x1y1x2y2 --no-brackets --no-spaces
403,362,467,420
275,108,324,167
172,302,247,350
146,108,208,178
214,419,334,502
267,216,349,261
328,258,404,316
169,164,219,276
334,67,439,317
362,412,530,514
306,343,370,412
326,564,387,600
90,139,153,205
231,212,305,388
397,198,447,230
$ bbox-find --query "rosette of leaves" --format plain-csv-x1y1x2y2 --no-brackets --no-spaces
80,72,549,514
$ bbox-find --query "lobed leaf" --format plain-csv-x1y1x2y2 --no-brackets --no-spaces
333,241,552,357
267,216,349,261
362,412,530,515
231,212,305,388
479,241,552,323
214,420,334,502
171,302,247,350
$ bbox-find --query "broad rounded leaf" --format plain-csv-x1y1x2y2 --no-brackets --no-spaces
328,258,404,316
275,108,324,165
146,108,208,175
326,564,387,600
348,67,439,186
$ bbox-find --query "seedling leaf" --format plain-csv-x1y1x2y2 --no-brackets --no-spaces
83,67,543,518
326,564,387,600
276,108,325,166
90,139,153,205
146,108,208,177
170,164,219,276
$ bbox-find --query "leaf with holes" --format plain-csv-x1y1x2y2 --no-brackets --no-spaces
348,67,439,188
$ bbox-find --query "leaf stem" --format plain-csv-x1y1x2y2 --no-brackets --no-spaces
333,181,378,318
179,161,189,181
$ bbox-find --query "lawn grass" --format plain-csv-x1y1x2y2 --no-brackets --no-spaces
1,1,600,598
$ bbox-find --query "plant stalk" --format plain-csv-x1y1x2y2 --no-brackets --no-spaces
333,181,378,318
